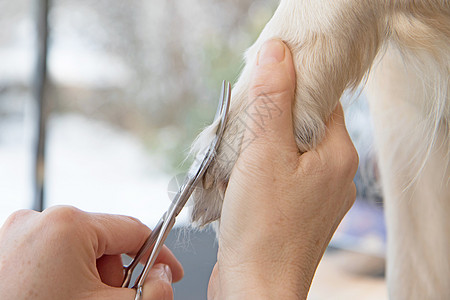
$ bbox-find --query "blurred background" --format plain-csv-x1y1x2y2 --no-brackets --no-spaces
0,0,387,298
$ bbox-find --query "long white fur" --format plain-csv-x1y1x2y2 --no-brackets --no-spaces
190,1,450,299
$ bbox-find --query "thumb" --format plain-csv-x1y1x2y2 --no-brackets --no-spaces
244,39,297,151
140,264,173,300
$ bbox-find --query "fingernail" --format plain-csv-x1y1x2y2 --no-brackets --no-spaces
152,264,173,284
163,264,172,284
257,39,286,66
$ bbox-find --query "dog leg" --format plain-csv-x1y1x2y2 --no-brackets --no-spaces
367,46,450,300
190,0,385,226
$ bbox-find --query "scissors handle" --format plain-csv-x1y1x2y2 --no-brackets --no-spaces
134,215,176,289
130,215,175,300
121,218,164,288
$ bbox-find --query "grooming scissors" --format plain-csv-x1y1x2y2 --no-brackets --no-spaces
121,80,231,300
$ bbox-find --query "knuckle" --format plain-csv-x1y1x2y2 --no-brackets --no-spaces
250,83,288,101
341,143,359,178
298,150,329,177
42,206,84,229
346,183,357,210
340,183,357,214
125,215,143,226
298,142,358,182
330,139,359,181
3,209,35,228
124,216,149,236
249,75,293,107
250,65,293,97
248,87,293,116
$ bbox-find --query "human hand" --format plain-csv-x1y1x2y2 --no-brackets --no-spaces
0,206,184,300
208,39,358,299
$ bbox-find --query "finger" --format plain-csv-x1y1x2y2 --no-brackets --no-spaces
345,182,357,213
244,39,298,152
100,264,173,300
315,103,350,155
97,255,124,287
96,253,185,288
129,247,184,283
314,103,359,178
87,213,184,282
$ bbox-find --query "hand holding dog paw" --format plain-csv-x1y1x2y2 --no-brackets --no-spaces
208,39,358,300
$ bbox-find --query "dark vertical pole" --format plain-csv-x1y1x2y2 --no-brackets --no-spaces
33,0,49,212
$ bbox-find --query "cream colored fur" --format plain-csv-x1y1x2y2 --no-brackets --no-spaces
190,1,450,299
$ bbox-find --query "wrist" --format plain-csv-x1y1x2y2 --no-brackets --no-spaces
215,257,312,300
